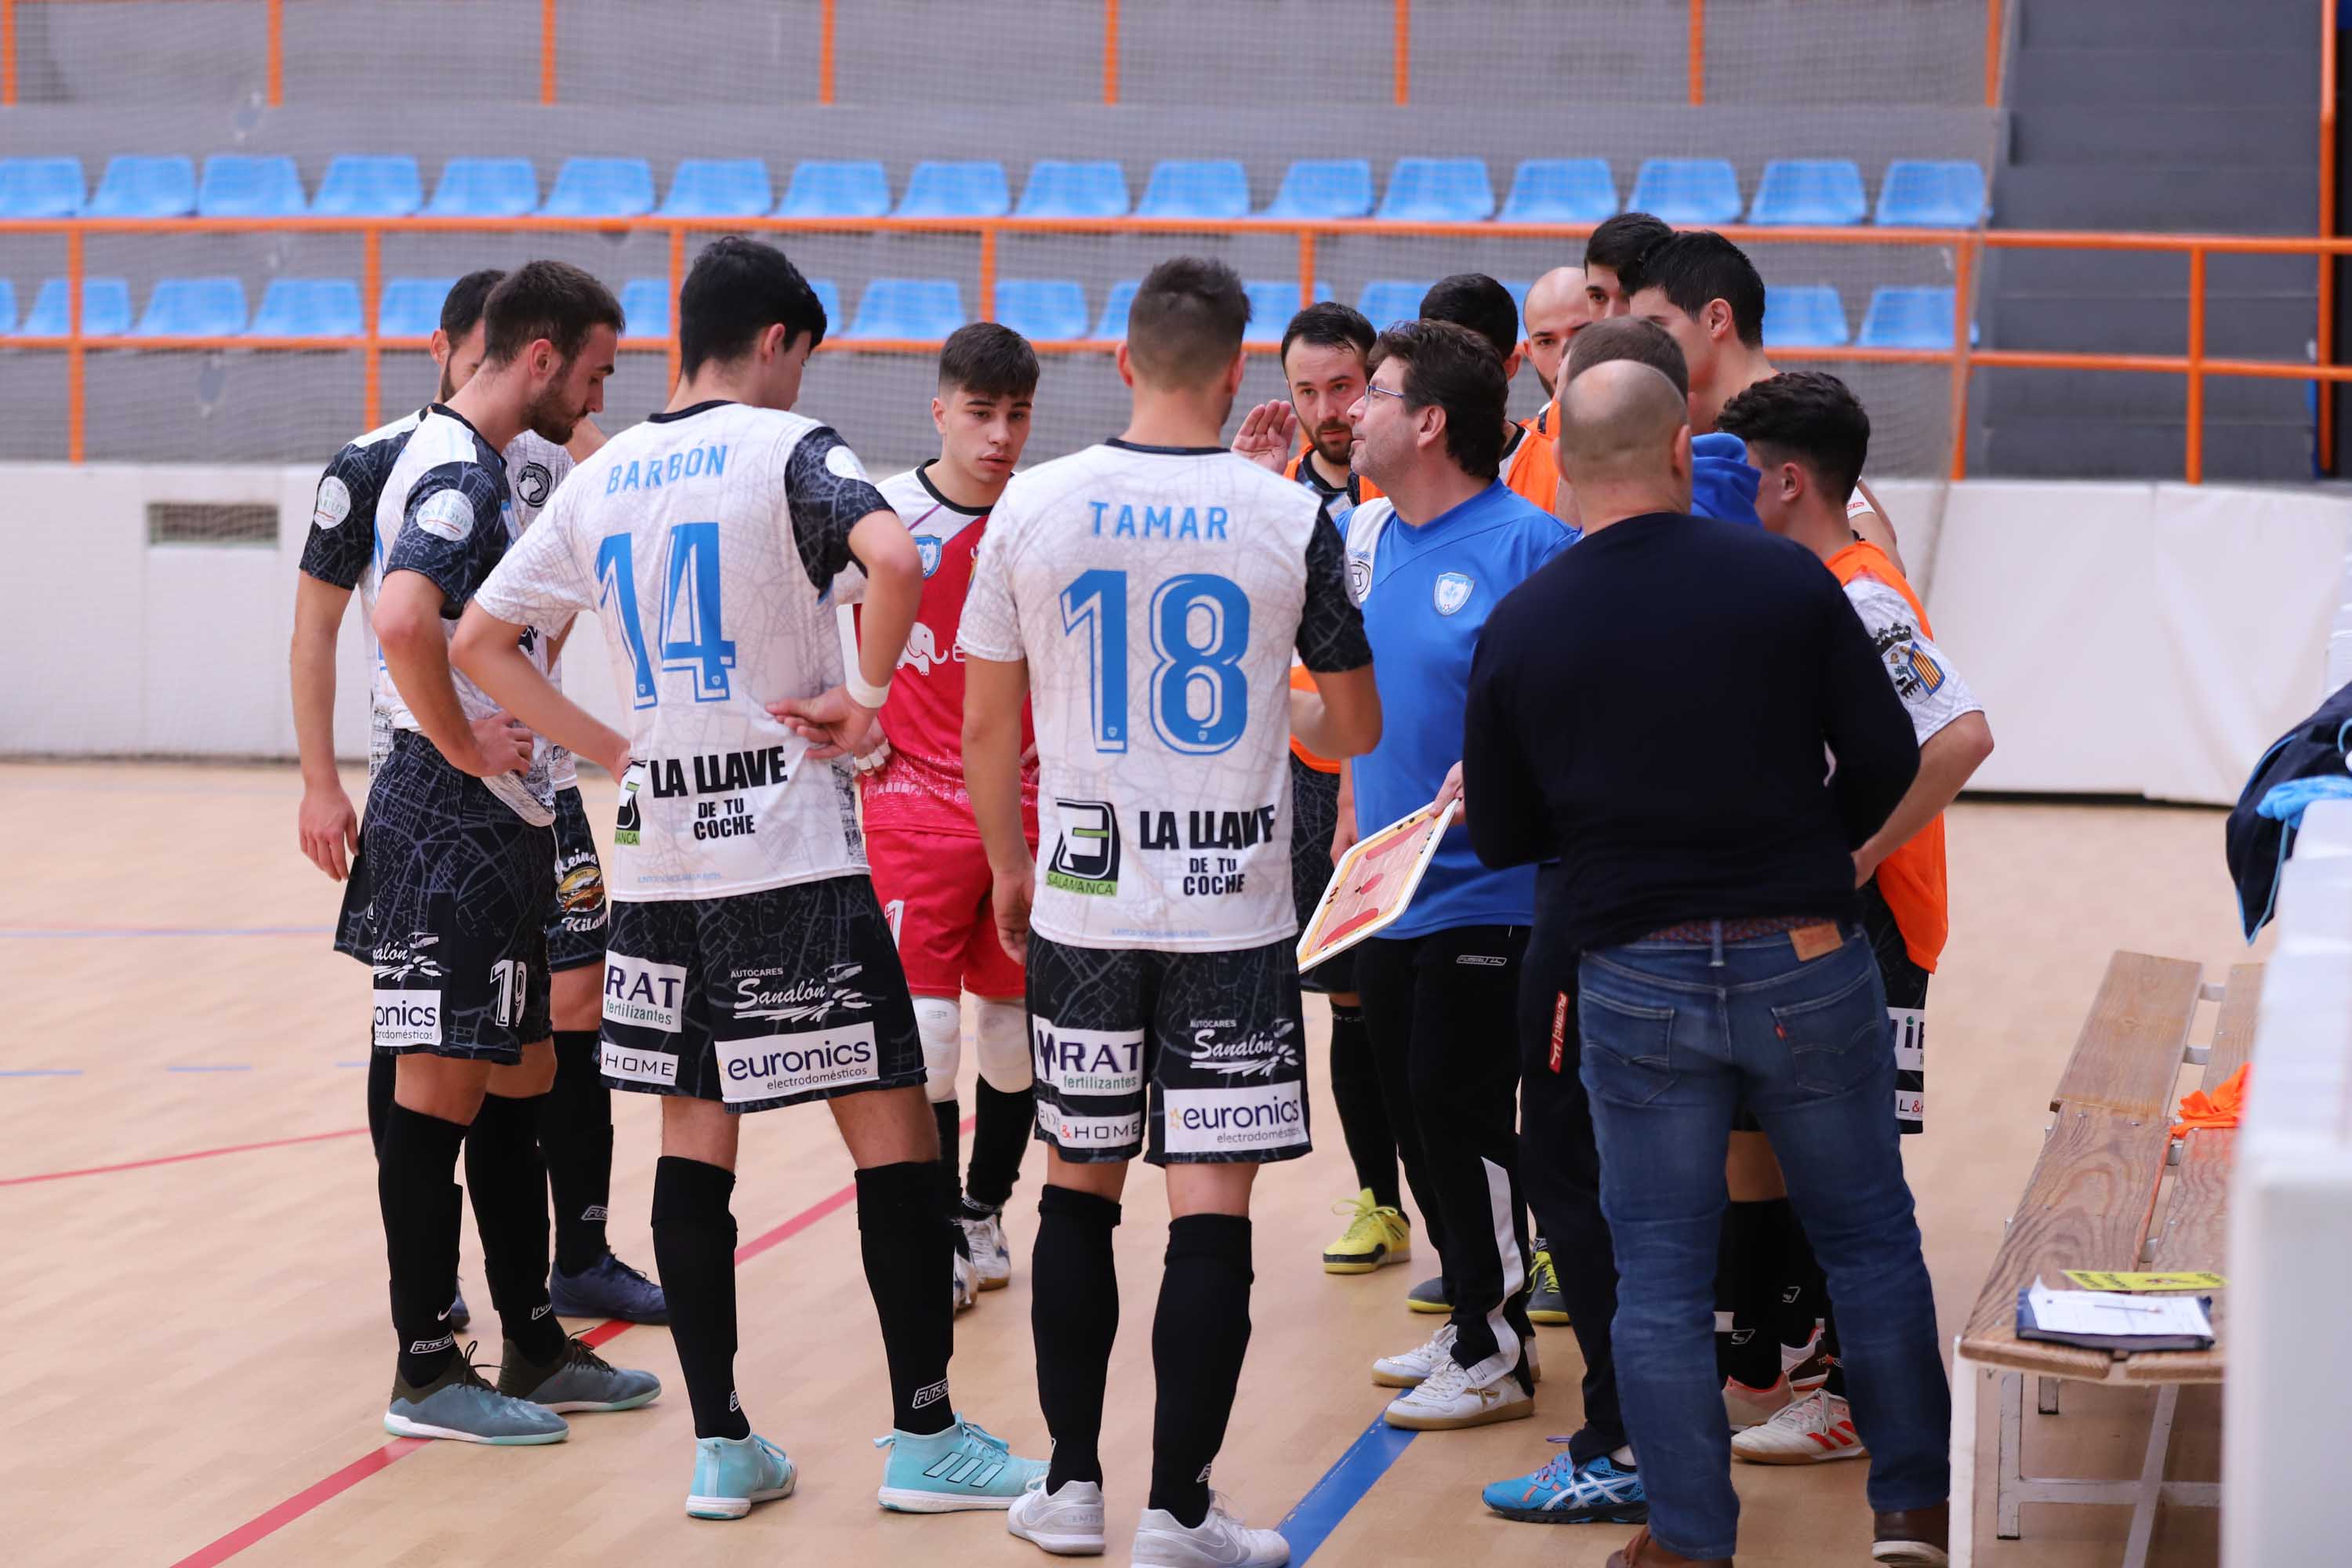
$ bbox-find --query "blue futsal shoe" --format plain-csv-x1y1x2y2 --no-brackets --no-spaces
495,1335,662,1413
385,1348,568,1445
688,1432,797,1520
874,1413,1048,1512
1482,1443,1648,1525
549,1252,670,1324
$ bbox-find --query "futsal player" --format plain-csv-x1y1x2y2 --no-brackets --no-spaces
366,261,660,1443
1520,267,1594,405
957,256,1380,1566
292,267,665,1329
456,237,1044,1520
852,321,1046,1301
1345,320,1574,1431
1581,211,1675,318
1716,371,1991,1468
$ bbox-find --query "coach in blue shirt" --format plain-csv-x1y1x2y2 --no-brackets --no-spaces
1338,319,1576,1430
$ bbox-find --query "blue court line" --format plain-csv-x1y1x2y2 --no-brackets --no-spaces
167,1065,254,1073
0,1069,82,1077
1275,1406,1417,1562
0,927,333,939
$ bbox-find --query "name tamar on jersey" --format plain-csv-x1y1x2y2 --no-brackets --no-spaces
474,401,894,902
958,441,1367,952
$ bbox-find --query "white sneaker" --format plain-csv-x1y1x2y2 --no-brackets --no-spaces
1131,1493,1289,1567
1371,1323,1456,1388
1381,1348,1534,1431
1007,1474,1106,1555
1722,1373,1793,1429
961,1208,1012,1290
1732,1388,1867,1465
953,1250,978,1314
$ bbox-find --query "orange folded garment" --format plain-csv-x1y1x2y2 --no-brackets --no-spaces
2173,1062,2249,1137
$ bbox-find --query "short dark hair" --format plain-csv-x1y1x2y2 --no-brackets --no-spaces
1367,319,1509,480
1585,211,1675,281
1279,300,1375,366
482,260,624,367
937,321,1039,401
1715,370,1872,506
440,268,505,340
1627,230,1765,349
1565,317,1690,398
1127,256,1250,386
679,236,829,378
1418,274,1522,362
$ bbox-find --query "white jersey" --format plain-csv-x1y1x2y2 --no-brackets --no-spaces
957,440,1370,953
474,399,893,902
372,405,559,826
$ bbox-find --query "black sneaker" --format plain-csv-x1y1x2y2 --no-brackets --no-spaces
550,1252,669,1323
1529,1241,1571,1327
1407,1275,1452,1315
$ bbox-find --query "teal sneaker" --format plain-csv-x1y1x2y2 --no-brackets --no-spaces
385,1348,568,1445
495,1335,662,1413
1480,1442,1647,1525
874,1413,1047,1512
688,1432,797,1520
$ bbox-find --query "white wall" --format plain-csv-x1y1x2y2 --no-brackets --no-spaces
1,463,2345,806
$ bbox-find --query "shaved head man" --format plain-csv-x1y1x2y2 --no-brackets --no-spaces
1521,267,1594,401
1555,360,1692,528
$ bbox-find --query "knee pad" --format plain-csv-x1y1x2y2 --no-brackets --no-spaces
914,996,962,1102
974,998,1033,1092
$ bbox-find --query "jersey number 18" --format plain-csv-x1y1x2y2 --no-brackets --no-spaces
1058,569,1250,756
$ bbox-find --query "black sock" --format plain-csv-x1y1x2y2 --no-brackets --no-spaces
965,1079,1036,1211
539,1030,613,1274
1033,1185,1122,1489
379,1102,470,1385
857,1160,956,1435
1149,1214,1254,1530
934,1098,964,1210
367,1051,397,1160
652,1155,749,1439
1717,1200,1786,1389
464,1091,564,1363
1327,1005,1399,1210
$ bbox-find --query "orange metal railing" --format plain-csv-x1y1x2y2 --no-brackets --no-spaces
7,212,2352,483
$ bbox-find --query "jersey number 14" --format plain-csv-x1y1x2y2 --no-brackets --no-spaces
597,523,738,707
1058,569,1250,756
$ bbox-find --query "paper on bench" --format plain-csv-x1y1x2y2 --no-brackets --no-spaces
2027,1278,2213,1340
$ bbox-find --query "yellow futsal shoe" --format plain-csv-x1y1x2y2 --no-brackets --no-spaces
1323,1189,1412,1275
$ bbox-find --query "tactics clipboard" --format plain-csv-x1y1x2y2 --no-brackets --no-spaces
1296,800,1459,972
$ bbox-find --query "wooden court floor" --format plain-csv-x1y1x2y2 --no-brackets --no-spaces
0,762,2263,1566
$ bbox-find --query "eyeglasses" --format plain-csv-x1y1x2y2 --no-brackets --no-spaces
1362,383,1406,408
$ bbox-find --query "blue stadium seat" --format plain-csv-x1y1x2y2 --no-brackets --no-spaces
0,157,88,218
89,155,198,219
846,279,967,340
995,279,1089,342
1377,158,1494,223
809,278,844,332
0,280,15,334
619,278,671,341
1358,279,1433,331
1016,161,1129,219
1136,159,1249,220
1858,286,1973,349
660,158,772,218
896,162,1010,219
1628,158,1742,225
1760,285,1849,348
1499,159,1616,224
136,277,249,337
1242,280,1335,344
198,155,305,218
1261,160,1374,220
426,158,539,218
311,155,423,218
1747,160,1867,227
543,158,655,218
779,161,890,219
1875,160,1989,227
249,278,363,338
16,278,133,336
1095,279,1141,339
378,277,456,338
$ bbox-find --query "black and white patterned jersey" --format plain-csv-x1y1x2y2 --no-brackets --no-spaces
956,440,1372,954
375,404,557,827
475,399,892,902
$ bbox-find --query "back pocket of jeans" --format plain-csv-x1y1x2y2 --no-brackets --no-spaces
1769,964,1886,1096
1577,990,1677,1107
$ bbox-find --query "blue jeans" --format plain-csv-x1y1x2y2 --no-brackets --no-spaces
1577,923,1949,1560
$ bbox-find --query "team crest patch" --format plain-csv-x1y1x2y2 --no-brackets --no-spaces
516,461,552,508
1346,555,1372,601
1900,644,1945,694
312,475,352,529
916,536,943,578
1433,571,1474,615
413,488,474,543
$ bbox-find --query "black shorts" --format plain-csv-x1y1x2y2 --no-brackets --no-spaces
597,874,926,1114
1857,879,1930,1134
364,731,554,1064
1026,932,1311,1167
339,780,605,974
1288,752,1356,995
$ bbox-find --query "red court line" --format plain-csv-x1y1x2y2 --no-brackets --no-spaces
0,1127,369,1187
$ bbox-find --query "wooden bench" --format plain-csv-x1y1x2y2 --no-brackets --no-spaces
1948,953,2261,1568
